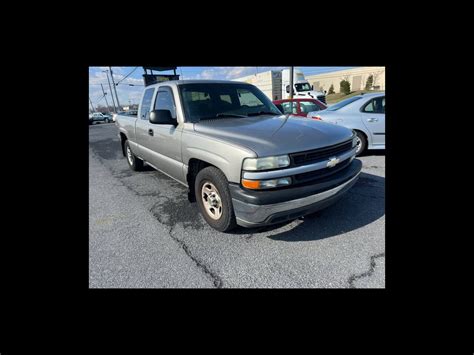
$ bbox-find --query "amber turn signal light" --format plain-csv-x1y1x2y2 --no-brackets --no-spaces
241,179,260,189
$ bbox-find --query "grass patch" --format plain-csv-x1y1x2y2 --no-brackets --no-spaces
325,90,385,105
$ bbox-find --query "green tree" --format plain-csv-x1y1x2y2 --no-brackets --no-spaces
365,75,374,90
328,84,335,94
340,80,351,95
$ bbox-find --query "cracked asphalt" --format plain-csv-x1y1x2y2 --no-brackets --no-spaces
89,122,385,288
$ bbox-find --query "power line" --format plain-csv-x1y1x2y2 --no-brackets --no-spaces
89,96,95,112
116,66,139,85
95,94,106,104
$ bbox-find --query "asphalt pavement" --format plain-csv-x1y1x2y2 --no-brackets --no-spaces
89,122,385,288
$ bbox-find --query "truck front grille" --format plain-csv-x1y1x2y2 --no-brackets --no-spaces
290,140,353,166
293,158,352,185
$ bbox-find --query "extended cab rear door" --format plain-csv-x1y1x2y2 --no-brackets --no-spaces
134,87,156,160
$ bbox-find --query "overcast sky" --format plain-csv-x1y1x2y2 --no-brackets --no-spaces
89,66,356,108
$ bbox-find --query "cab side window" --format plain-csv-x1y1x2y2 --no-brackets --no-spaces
139,88,155,120
300,101,322,113
362,97,385,114
280,101,298,114
154,87,176,119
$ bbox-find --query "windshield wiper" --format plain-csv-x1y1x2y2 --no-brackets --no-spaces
247,111,280,117
199,113,248,121
215,113,248,118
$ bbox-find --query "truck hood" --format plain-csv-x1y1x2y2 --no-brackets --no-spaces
193,115,353,157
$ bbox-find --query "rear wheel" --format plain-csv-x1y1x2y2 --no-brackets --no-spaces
195,167,237,232
124,140,144,171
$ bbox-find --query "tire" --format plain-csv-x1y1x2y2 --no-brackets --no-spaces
124,140,144,171
105,118,110,123
354,130,367,156
195,167,237,232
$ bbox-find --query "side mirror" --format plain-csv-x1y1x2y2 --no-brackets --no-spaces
311,85,314,90
285,85,290,94
149,109,176,125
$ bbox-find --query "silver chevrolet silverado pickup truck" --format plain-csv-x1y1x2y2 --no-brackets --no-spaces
115,80,362,232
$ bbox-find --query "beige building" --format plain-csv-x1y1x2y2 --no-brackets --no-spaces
306,66,385,93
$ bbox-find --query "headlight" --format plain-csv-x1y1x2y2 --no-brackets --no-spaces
242,177,292,190
243,155,290,171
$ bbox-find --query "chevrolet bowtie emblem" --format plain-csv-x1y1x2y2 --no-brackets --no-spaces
327,157,340,168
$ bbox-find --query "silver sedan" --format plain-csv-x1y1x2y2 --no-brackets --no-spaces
307,93,385,155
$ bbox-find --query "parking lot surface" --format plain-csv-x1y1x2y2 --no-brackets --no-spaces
89,122,385,288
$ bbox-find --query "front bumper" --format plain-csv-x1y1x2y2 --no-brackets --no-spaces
230,159,362,228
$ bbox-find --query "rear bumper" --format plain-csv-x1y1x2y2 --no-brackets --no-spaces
230,159,362,228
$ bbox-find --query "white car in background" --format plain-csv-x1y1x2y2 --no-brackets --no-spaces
307,93,385,155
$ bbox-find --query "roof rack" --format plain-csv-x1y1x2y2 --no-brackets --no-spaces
142,67,180,87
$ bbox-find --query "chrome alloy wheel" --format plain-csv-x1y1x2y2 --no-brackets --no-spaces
355,136,362,154
127,146,134,166
201,181,223,220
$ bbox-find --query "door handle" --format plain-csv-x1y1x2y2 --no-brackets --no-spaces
367,118,378,122
148,129,154,136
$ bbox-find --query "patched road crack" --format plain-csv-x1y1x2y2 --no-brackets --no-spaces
168,224,223,288
347,252,385,288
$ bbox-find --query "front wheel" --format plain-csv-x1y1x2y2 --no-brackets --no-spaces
354,131,367,156
105,118,110,123
195,167,237,232
124,140,144,171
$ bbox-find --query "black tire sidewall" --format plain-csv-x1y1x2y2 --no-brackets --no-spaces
195,167,236,232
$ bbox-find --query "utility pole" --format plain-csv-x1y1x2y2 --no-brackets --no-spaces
89,96,95,112
289,66,294,99
103,70,117,113
109,66,121,110
100,84,110,112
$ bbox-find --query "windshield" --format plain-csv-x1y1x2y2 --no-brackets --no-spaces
294,83,312,92
179,83,281,122
326,96,363,111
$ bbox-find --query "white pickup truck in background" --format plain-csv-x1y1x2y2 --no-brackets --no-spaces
234,68,327,103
